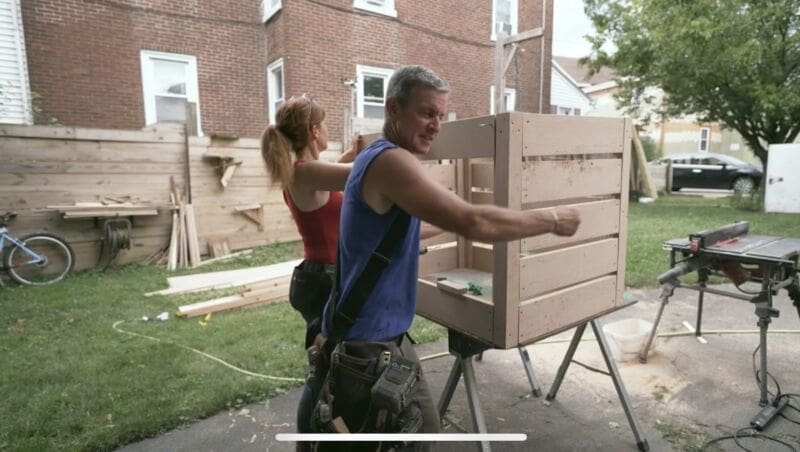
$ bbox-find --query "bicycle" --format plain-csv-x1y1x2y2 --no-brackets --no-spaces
0,211,75,285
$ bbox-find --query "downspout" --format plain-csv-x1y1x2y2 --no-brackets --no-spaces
538,0,547,113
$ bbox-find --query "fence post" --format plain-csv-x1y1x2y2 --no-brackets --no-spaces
183,102,198,203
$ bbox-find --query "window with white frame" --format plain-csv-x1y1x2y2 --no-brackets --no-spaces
699,127,710,151
492,0,518,40
261,0,281,22
353,0,397,17
490,86,517,114
356,65,394,119
140,50,201,134
267,58,284,125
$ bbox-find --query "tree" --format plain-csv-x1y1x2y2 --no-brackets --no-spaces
583,0,800,173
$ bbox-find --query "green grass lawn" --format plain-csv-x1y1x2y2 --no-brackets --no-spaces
0,195,797,450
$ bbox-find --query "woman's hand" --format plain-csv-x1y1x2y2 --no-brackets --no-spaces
338,133,363,163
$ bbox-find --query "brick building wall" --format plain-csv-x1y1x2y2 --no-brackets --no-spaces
21,0,552,140
270,0,552,141
22,0,267,137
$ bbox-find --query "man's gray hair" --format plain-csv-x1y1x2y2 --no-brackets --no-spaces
386,65,449,106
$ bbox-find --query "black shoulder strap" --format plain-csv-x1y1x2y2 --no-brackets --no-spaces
325,210,411,344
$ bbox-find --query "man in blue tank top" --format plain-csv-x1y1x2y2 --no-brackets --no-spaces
316,65,581,447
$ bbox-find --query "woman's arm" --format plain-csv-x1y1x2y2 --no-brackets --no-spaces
293,160,352,192
337,133,363,164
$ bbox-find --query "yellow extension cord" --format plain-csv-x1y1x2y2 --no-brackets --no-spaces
112,319,800,380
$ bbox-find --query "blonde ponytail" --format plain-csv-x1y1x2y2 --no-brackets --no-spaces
261,125,294,189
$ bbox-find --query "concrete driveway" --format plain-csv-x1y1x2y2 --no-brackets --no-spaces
119,284,800,452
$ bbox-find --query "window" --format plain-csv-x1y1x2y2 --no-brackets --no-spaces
353,0,397,17
490,86,517,114
356,65,394,119
699,127,710,151
492,0,518,40
267,58,284,125
140,50,201,134
261,0,281,22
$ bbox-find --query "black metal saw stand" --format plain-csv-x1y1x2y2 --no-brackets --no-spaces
437,320,650,452
640,238,800,428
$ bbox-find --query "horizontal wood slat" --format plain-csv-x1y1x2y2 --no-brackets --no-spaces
416,279,494,342
522,115,626,156
518,275,617,344
521,199,621,252
519,238,619,299
521,159,622,203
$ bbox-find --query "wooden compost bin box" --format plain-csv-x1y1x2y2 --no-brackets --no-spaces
416,112,632,349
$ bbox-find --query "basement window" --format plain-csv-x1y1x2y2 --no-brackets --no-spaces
267,58,285,125
699,127,710,151
353,0,397,18
261,0,281,22
489,86,517,114
140,50,202,135
356,65,394,119
492,0,518,40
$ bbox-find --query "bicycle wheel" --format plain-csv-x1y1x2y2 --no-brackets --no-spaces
4,233,75,285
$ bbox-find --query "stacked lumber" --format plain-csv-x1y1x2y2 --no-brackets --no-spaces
48,197,161,218
144,258,300,317
176,276,291,318
145,258,301,297
167,177,202,270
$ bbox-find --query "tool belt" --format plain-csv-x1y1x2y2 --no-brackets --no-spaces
308,336,423,440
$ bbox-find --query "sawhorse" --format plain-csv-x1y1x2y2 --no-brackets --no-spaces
437,310,650,452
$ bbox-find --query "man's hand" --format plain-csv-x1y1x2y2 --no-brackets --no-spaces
552,207,580,236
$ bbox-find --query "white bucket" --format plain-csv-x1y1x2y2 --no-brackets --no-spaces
602,318,656,362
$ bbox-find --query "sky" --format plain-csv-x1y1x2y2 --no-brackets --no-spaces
552,0,594,58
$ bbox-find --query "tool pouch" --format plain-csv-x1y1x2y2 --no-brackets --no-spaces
310,339,422,436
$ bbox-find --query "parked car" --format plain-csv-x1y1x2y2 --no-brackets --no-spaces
651,152,763,193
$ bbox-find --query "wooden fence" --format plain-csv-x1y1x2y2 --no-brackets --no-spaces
0,123,299,270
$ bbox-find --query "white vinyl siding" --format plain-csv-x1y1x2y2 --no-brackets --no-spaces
0,0,32,124
550,65,592,116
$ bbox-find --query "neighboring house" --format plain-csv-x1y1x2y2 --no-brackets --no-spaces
555,55,759,164
0,0,32,125
13,0,554,144
550,57,592,115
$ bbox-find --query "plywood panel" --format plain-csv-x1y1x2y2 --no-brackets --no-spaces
421,162,456,190
522,116,627,156
418,246,458,277
518,275,617,344
421,232,457,248
520,199,621,252
470,162,494,189
471,244,493,272
521,159,622,203
519,238,619,299
422,115,495,160
416,279,494,343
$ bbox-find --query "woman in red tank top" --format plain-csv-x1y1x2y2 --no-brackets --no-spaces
260,93,361,442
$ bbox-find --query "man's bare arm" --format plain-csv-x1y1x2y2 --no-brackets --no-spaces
364,148,579,241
